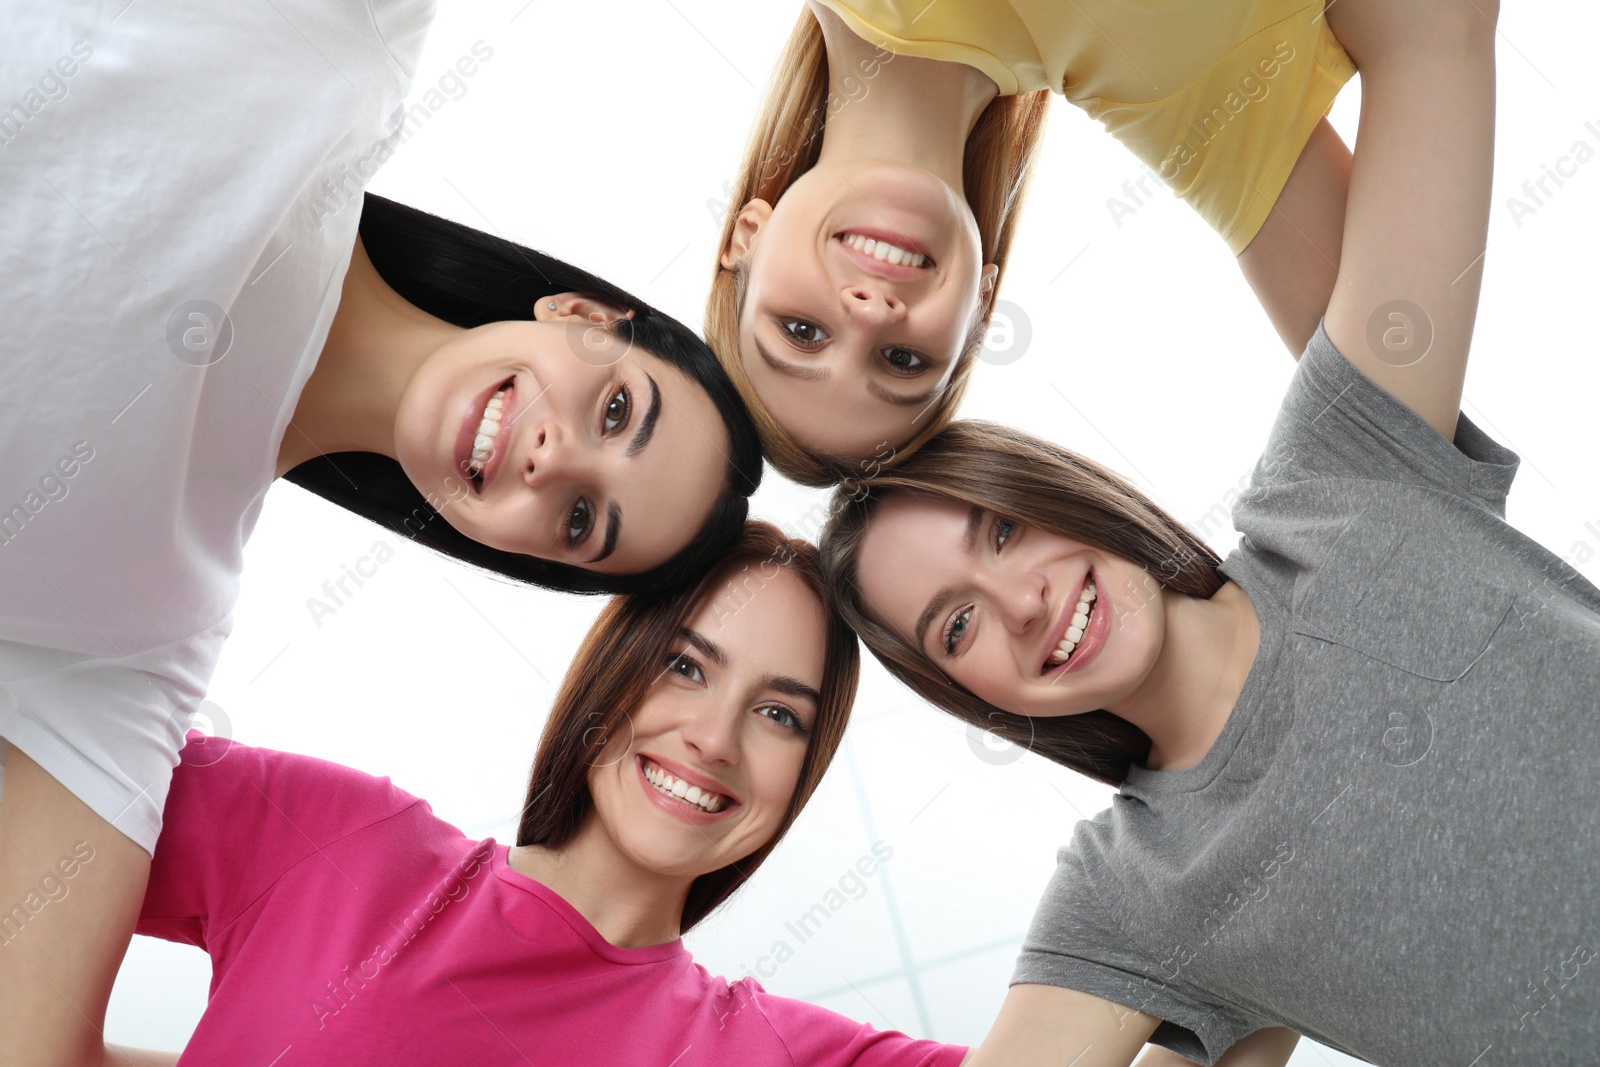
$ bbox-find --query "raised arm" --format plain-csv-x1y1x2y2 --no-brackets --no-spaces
968,983,1300,1067
1319,0,1498,439
1134,1027,1300,1067
965,983,1160,1067
1237,118,1351,357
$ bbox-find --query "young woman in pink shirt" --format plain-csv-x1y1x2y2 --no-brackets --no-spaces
95,522,1283,1067
99,522,960,1066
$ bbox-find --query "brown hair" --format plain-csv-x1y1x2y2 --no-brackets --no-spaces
516,521,860,932
706,9,1051,487
819,421,1226,786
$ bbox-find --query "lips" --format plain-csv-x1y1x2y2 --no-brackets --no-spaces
454,376,516,493
635,754,739,825
1041,568,1110,677
834,228,936,281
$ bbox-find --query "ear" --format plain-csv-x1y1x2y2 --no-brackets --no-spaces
976,263,1000,321
719,199,774,270
535,292,637,325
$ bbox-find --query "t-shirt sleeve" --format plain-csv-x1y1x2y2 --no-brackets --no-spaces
1010,842,1259,1066
744,981,967,1067
136,731,421,948
1242,319,1521,518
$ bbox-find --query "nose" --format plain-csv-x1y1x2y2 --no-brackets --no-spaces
988,567,1048,636
679,698,741,767
519,421,583,491
840,282,906,327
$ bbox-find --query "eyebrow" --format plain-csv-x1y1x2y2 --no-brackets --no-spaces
763,674,823,709
913,505,986,653
866,377,941,408
625,373,662,458
681,627,727,667
754,337,829,382
588,500,621,565
681,627,823,708
756,334,937,407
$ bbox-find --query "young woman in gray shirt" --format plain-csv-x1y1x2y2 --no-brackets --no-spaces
823,1,1594,1064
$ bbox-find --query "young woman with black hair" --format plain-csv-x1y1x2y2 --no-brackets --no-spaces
821,2,1597,1063
0,7,758,1064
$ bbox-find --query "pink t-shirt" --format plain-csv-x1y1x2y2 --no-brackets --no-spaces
139,735,967,1066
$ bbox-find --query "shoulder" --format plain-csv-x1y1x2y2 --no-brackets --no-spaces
736,977,966,1066
166,732,425,848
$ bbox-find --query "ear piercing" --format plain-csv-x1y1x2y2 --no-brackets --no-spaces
546,301,557,310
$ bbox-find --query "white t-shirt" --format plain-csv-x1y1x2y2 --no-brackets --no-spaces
0,0,434,850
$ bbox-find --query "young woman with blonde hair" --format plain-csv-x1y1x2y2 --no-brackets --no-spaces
821,2,1597,1063
708,0,1355,486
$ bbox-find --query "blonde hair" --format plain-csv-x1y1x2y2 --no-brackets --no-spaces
706,9,1051,488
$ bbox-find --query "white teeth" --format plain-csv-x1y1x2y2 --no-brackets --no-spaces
642,760,727,813
843,232,928,268
467,385,511,478
1045,581,1099,670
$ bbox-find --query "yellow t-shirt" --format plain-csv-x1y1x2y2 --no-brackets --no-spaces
814,0,1356,254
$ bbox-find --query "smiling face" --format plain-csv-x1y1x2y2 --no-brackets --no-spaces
584,565,829,880
392,297,728,575
725,161,996,462
855,493,1170,719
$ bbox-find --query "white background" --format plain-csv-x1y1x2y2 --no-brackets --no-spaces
106,2,1599,1063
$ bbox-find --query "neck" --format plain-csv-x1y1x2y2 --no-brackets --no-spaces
806,0,997,188
276,238,457,476
507,818,692,948
1109,582,1260,771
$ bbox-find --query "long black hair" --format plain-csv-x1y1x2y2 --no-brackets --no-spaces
284,193,764,596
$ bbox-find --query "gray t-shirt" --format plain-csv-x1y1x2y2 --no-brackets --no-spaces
1013,321,1600,1066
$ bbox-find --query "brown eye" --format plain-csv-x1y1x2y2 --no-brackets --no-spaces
780,319,830,347
666,652,704,684
566,498,592,548
883,347,930,374
603,385,630,434
758,704,808,735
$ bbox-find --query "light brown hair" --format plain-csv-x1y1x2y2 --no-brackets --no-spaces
517,521,860,932
706,10,1051,487
820,421,1225,786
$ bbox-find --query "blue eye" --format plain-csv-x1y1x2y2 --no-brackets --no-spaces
994,517,1014,550
942,605,973,656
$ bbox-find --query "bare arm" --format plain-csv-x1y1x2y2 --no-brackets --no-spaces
0,748,151,1067
1133,1027,1300,1067
101,1047,181,1067
1237,118,1352,358
1319,0,1499,440
965,983,1161,1067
